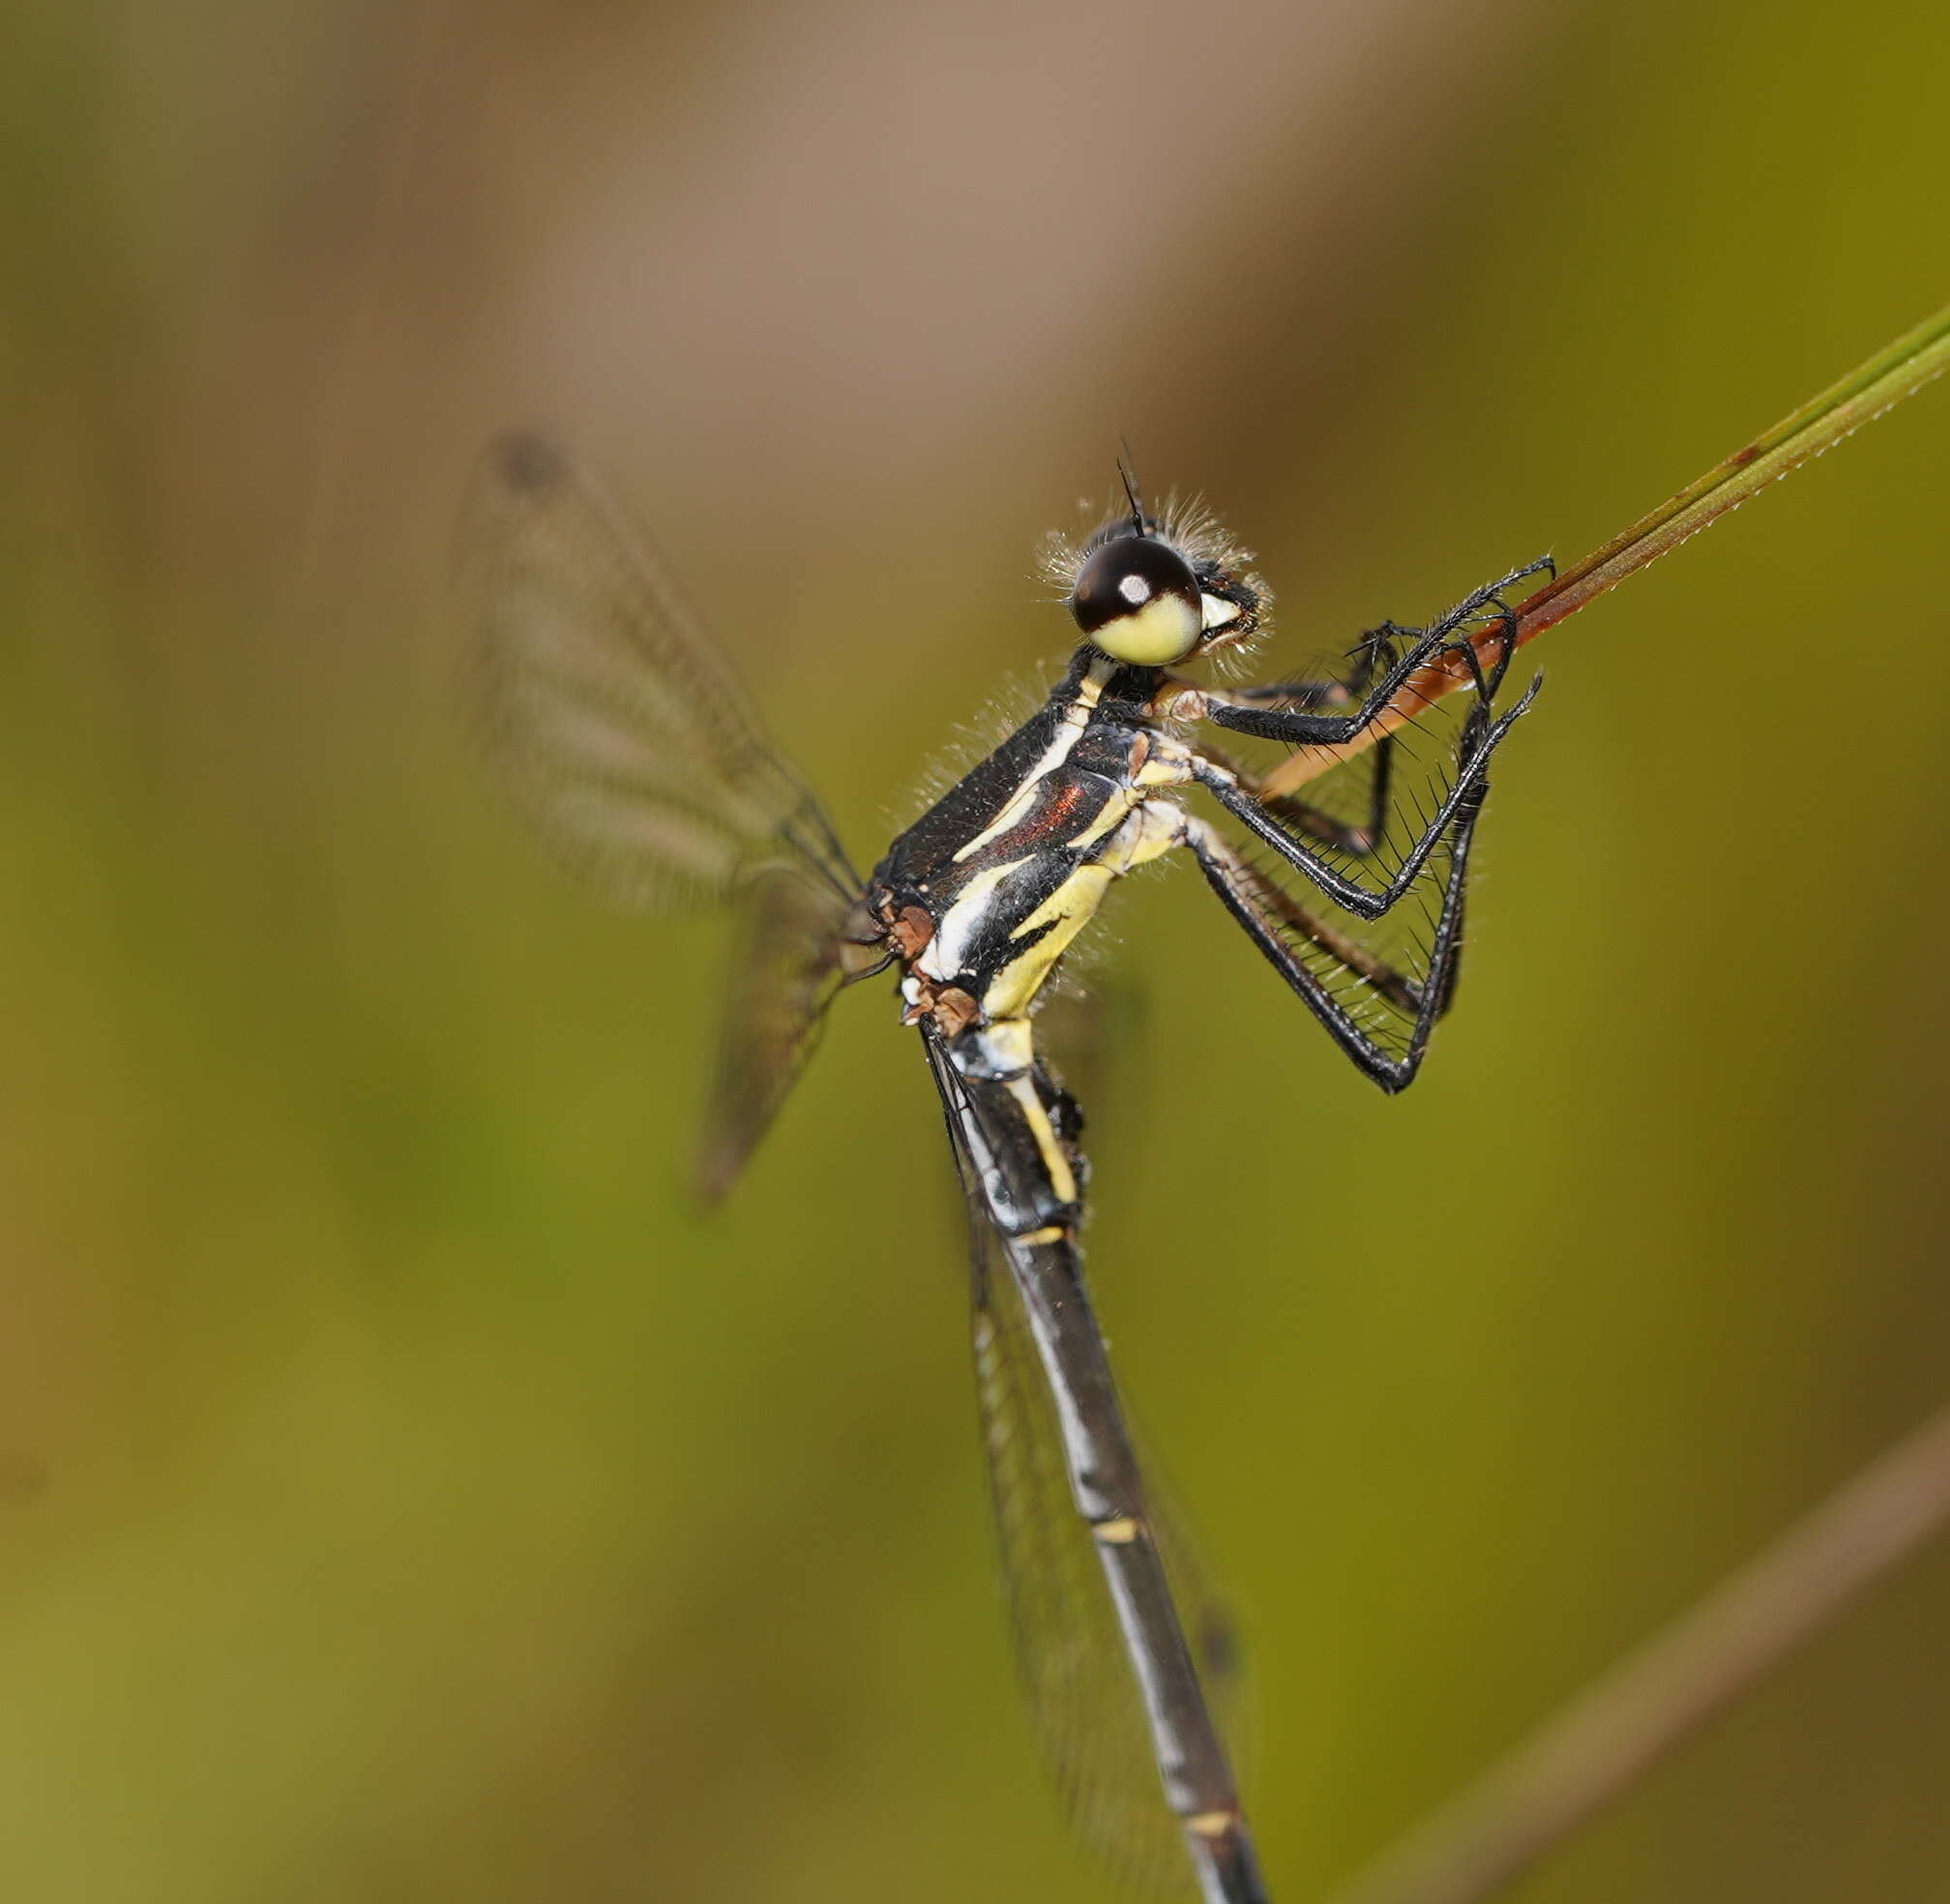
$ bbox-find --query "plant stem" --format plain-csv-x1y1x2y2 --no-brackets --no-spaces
1257,302,1950,798
1322,1399,1950,1904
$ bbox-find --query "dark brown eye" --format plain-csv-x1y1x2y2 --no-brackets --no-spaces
1070,536,1203,664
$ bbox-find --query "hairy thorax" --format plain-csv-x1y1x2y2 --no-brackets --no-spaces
859,652,1193,1040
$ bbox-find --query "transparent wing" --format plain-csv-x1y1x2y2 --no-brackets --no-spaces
932,1061,1242,1896
459,430,858,914
460,431,863,1191
970,1221,1251,1896
694,863,849,1200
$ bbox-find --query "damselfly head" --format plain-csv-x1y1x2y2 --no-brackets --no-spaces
1045,476,1266,669
1070,533,1205,665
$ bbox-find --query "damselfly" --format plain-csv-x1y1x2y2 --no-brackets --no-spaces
460,433,1542,1904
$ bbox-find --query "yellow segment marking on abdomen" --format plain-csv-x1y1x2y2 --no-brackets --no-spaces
1003,1069,1078,1208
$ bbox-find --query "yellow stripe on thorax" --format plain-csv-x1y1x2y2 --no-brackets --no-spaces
980,799,1184,1023
981,864,1116,1022
950,660,1111,865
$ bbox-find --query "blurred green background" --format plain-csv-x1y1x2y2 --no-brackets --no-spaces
5,2,1950,1900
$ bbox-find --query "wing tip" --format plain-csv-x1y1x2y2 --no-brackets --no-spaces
485,427,569,496
692,1105,766,1205
691,1146,739,1206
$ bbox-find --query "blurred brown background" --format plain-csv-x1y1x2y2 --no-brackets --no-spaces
5,1,1950,1899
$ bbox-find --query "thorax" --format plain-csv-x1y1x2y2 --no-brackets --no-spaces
862,651,1192,1036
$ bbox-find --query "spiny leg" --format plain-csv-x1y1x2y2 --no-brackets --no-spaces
1185,553,1551,749
1183,804,1483,1091
1175,611,1529,1095
1188,557,1553,750
1218,615,1409,711
1405,621,1519,1022
1195,622,1413,853
1189,668,1539,922
1195,730,1398,857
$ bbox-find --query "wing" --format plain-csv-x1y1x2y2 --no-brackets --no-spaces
927,1045,1245,1897
693,863,850,1201
460,431,864,1191
459,431,857,911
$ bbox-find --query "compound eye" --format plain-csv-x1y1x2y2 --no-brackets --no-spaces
1070,536,1203,666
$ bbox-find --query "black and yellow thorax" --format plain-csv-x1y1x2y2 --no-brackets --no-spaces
863,650,1193,1039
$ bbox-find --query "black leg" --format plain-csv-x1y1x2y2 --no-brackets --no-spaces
1196,751,1398,858
1197,558,1551,749
1183,801,1483,1093
1257,769,1392,855
1196,729,1398,857
1190,671,1539,921
1219,616,1409,710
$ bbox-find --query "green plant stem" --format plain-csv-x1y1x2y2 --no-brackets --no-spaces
1258,302,1950,798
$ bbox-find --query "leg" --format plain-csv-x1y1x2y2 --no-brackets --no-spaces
1197,730,1397,856
1194,557,1551,748
1183,794,1484,1091
1191,668,1539,921
1197,620,1414,853
1219,615,1411,710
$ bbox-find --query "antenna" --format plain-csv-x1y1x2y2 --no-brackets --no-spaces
1115,439,1145,536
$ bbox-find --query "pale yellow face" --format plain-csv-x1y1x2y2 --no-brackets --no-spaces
1093,582,1203,665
